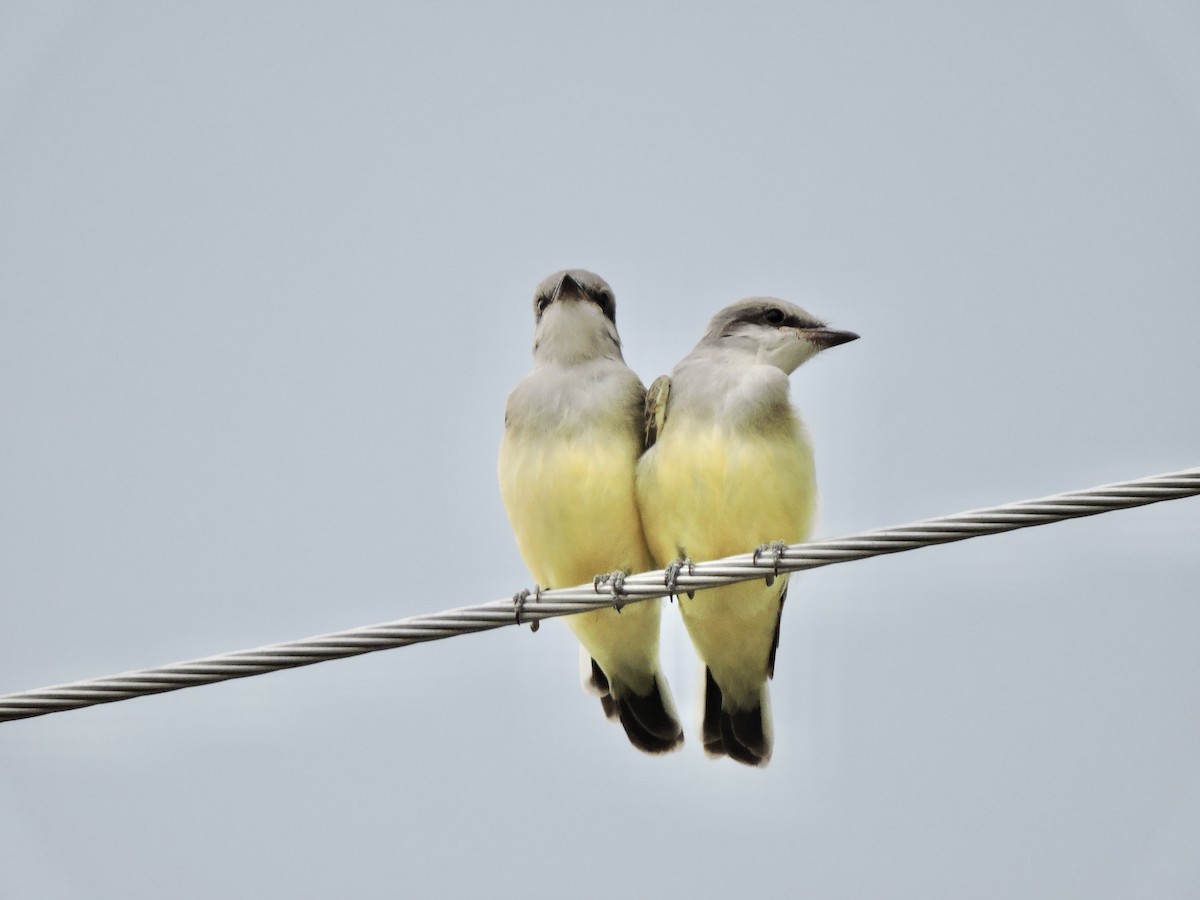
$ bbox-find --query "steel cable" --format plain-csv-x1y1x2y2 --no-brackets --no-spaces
1,466,1196,723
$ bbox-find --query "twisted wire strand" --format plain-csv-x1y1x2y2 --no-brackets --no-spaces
2,466,1196,724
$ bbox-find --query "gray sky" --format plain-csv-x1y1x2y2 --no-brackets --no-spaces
2,2,1199,898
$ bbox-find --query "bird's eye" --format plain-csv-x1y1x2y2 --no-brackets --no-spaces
536,296,551,315
764,308,785,325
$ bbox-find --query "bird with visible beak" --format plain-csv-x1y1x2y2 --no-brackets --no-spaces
499,269,684,755
637,298,858,766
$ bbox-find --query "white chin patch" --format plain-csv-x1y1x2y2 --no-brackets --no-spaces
764,334,816,373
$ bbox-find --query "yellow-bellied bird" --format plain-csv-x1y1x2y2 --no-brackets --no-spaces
499,270,684,754
636,299,857,766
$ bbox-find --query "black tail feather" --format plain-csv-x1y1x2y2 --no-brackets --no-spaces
598,692,617,721
590,659,683,754
587,658,619,721
588,657,611,695
703,667,771,767
615,676,684,754
720,707,770,766
702,668,726,756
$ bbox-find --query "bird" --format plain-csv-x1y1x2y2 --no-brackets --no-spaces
498,269,684,754
635,298,857,766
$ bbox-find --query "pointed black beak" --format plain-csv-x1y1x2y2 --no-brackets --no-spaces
806,328,860,349
554,272,585,302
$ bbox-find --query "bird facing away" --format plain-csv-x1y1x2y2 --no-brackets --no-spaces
498,269,684,754
635,298,858,766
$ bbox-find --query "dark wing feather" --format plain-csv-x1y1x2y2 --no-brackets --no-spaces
768,582,787,678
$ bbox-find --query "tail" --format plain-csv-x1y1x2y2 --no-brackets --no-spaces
701,667,772,767
583,656,684,755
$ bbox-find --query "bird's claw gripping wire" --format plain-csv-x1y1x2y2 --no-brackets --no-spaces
664,557,695,601
753,540,789,587
593,570,630,612
512,585,542,632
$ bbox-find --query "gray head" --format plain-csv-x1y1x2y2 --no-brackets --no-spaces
530,269,624,364
698,297,858,374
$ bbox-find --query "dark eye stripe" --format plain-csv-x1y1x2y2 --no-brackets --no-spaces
741,307,817,330
584,289,617,323
533,287,616,323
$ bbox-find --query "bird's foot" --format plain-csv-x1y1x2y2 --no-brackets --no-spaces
753,540,789,587
664,557,695,601
512,585,542,632
593,570,630,612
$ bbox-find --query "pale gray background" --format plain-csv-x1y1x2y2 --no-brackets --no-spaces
2,2,1198,898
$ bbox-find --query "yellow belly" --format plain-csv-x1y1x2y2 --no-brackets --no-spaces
636,422,817,565
636,421,817,704
499,429,660,689
499,430,654,587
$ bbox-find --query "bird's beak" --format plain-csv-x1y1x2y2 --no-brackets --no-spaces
554,273,585,303
805,328,860,349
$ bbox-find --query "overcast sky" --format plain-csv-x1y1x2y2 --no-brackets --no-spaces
2,3,1199,898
